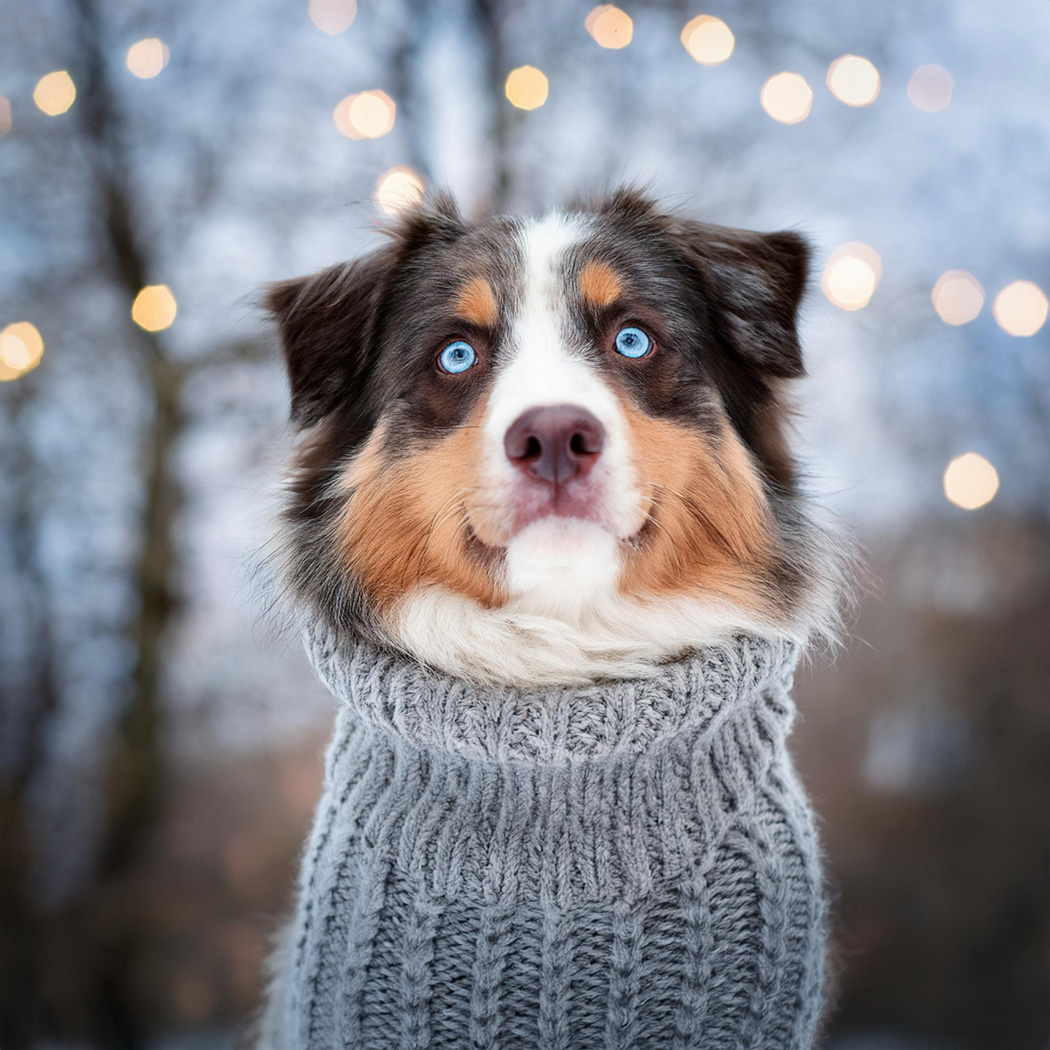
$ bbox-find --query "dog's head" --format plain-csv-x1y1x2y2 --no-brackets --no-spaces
269,189,840,684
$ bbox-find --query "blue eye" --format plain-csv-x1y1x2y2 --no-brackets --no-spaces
438,340,477,374
614,326,652,359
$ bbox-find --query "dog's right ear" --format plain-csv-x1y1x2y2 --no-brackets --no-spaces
266,245,398,429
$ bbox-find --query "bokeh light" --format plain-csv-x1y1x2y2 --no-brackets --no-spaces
908,64,953,112
944,452,999,510
132,285,178,332
822,242,882,310
333,90,396,139
505,66,548,110
0,322,45,382
680,15,734,65
992,281,1049,337
585,5,633,49
374,166,425,215
309,0,357,35
126,38,170,79
760,72,813,124
931,270,984,326
33,71,76,116
0,96,11,138
826,54,880,106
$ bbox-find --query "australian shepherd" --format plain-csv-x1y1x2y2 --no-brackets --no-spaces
266,187,843,686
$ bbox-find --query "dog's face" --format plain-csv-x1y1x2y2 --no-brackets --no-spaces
270,190,836,684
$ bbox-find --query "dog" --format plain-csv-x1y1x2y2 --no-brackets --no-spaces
267,187,841,686
256,188,845,1047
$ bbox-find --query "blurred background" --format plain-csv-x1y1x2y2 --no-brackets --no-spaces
1,0,1048,1046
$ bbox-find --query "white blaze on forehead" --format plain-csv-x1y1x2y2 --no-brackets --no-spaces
480,211,643,601
483,211,636,497
483,211,625,446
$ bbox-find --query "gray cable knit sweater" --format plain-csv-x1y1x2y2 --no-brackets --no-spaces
259,633,827,1049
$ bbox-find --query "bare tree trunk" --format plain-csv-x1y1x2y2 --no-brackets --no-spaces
0,381,61,1048
64,0,189,1041
100,356,185,879
389,0,433,180
471,0,513,211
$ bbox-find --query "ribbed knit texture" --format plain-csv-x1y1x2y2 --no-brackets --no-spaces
260,633,827,1049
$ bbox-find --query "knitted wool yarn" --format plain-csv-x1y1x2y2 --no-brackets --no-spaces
259,633,827,1049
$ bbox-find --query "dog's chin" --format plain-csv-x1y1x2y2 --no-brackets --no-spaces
505,517,621,609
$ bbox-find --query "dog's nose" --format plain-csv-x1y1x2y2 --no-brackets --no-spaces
504,404,606,484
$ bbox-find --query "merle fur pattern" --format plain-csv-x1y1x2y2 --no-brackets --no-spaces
267,189,832,653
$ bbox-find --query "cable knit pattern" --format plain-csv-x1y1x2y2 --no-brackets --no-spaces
259,633,827,1048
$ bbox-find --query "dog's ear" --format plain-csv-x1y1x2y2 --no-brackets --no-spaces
595,190,809,378
266,193,467,429
674,221,810,378
266,246,398,428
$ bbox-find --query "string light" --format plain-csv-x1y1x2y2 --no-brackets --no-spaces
333,90,396,139
680,15,734,65
309,0,357,35
944,453,998,510
33,71,76,116
126,38,170,79
585,5,633,49
760,72,813,124
132,285,178,332
822,242,882,311
505,66,548,110
908,64,952,112
374,166,424,215
931,270,984,326
826,54,880,107
0,322,44,382
992,281,1048,337
0,96,11,138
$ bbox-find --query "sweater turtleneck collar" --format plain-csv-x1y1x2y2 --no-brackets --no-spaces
305,631,801,768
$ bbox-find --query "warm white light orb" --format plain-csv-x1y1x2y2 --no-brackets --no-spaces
309,0,357,35
505,66,549,110
681,15,734,65
33,71,76,116
931,270,984,326
334,90,396,139
760,72,813,124
908,64,953,112
822,242,882,311
126,38,170,79
374,166,425,215
0,322,45,381
585,5,633,49
132,285,178,332
944,453,999,510
992,281,1048,337
826,54,880,107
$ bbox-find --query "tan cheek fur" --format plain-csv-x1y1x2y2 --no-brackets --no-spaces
618,399,779,613
334,387,779,619
336,404,505,613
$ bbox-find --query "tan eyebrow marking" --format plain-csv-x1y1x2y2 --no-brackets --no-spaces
454,276,499,328
578,260,623,309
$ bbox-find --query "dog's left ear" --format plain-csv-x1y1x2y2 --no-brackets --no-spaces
266,246,398,429
674,221,809,379
266,193,467,429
